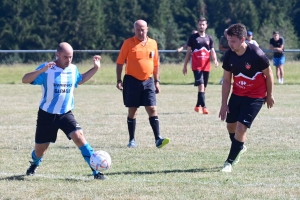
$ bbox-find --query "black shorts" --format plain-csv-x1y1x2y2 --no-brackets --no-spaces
193,70,209,87
122,75,156,108
35,108,82,144
226,94,265,128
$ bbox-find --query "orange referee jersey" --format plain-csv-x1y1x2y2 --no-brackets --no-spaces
116,36,159,81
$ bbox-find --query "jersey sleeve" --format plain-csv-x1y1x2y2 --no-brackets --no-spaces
256,50,270,71
281,37,285,45
209,36,214,49
269,38,273,45
30,63,47,85
154,41,159,67
222,51,231,72
187,35,193,47
116,40,129,65
75,66,82,88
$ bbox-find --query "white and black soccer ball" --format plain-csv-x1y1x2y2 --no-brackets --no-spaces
90,150,112,171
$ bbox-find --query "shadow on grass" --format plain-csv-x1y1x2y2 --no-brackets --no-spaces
107,166,220,175
0,175,26,181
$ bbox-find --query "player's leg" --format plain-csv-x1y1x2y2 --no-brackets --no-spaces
143,78,169,148
61,111,106,180
278,56,285,84
193,70,202,113
201,71,210,114
26,109,58,176
273,58,281,83
221,94,241,172
123,75,142,147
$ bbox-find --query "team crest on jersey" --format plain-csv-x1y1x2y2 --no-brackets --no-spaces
50,66,56,70
245,63,251,70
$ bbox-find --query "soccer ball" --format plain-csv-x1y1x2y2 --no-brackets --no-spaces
90,150,112,171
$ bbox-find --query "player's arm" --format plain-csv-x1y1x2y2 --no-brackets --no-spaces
210,48,219,67
262,66,275,108
79,55,101,85
22,62,55,83
219,70,232,121
269,44,283,52
182,46,191,75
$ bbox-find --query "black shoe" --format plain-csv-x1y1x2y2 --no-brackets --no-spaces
26,161,38,176
94,172,107,180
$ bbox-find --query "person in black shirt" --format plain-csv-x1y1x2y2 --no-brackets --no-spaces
269,31,285,84
219,23,275,173
182,17,218,114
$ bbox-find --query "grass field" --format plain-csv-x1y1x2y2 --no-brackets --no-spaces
0,62,300,199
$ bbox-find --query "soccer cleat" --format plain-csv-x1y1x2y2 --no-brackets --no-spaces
156,137,170,148
232,145,247,166
221,161,232,173
26,161,39,176
202,107,209,114
94,172,107,180
194,106,202,113
127,139,137,148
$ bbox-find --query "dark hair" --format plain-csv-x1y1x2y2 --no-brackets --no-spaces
227,23,247,39
273,31,279,35
198,17,207,23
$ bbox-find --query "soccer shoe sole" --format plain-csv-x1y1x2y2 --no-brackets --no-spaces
232,145,247,166
156,138,170,148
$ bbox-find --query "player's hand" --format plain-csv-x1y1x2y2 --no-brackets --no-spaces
182,66,187,76
214,60,219,68
41,62,56,72
93,55,101,69
116,80,123,91
155,82,160,94
265,95,275,108
219,104,229,121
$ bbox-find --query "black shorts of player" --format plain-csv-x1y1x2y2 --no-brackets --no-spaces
193,70,210,87
122,75,156,108
226,93,265,128
35,108,82,144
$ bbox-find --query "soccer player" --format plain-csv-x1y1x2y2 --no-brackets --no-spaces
22,42,107,180
270,31,285,84
116,19,170,148
246,31,259,47
219,23,275,172
219,28,230,84
182,17,219,114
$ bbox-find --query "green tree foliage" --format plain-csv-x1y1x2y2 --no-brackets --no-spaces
0,0,299,63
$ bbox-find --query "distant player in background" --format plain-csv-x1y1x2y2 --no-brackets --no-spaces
182,17,218,114
116,19,170,148
177,30,198,52
269,31,285,84
218,28,230,84
22,42,107,180
219,23,274,173
246,31,259,47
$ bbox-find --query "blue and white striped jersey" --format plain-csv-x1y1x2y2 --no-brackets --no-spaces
31,63,82,114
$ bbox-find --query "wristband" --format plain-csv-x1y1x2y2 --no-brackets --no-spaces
154,80,160,83
117,80,122,83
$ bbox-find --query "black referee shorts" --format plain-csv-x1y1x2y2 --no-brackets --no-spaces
122,75,156,108
226,94,265,128
35,108,82,144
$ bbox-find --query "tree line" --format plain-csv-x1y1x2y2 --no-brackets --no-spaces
0,0,299,63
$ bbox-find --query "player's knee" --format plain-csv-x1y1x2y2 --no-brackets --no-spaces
70,130,85,142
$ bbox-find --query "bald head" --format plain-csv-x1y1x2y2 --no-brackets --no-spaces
133,19,148,41
57,42,73,53
134,20,147,28
56,42,73,68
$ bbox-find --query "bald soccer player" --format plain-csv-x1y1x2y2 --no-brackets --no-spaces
22,42,107,180
116,19,170,148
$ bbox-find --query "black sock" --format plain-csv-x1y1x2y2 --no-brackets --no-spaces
196,92,201,107
229,133,235,142
149,116,160,141
199,92,205,107
127,117,136,141
226,137,244,164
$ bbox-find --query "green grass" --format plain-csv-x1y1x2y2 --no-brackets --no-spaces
0,84,300,199
1,61,300,85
